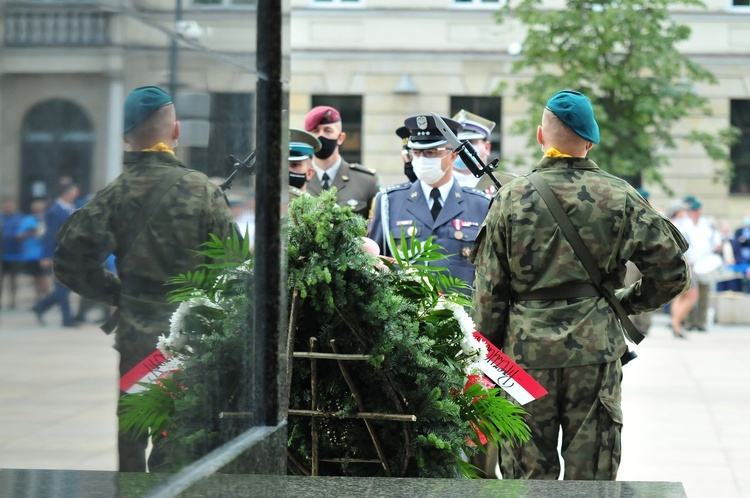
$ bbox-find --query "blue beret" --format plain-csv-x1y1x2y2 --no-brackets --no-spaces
124,86,172,134
545,90,600,144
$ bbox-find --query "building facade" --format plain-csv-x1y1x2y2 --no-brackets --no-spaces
1,0,749,224
0,0,264,208
288,0,750,223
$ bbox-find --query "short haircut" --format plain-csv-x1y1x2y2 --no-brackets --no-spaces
542,109,588,145
124,104,175,145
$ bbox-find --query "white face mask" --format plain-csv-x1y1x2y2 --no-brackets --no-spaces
412,156,446,185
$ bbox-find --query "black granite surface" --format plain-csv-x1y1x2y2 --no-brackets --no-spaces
0,469,687,498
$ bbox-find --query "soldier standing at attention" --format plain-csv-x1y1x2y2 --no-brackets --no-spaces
288,128,321,200
53,86,237,472
368,114,491,291
470,90,690,480
303,105,379,217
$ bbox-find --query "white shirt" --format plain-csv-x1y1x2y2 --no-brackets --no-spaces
419,178,455,211
312,158,342,184
681,215,720,265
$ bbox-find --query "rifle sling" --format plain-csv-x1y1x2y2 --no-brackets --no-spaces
101,167,191,335
526,172,644,345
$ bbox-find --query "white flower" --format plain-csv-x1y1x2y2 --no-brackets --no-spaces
434,297,487,374
170,301,190,336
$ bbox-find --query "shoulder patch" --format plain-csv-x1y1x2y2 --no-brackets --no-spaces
385,182,412,193
350,163,377,176
461,186,492,200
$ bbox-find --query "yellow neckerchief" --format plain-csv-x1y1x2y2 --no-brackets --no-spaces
543,147,573,158
141,142,175,155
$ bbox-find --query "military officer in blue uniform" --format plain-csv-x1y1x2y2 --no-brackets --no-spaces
304,105,379,217
368,114,491,289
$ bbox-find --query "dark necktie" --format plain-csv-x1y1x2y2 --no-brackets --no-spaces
430,188,442,220
322,173,331,191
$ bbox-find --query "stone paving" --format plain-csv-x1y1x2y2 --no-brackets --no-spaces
1,284,749,497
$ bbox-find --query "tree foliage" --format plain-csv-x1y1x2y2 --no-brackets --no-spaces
498,0,739,187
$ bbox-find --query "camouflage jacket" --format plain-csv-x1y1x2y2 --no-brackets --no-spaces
470,156,690,368
54,152,236,337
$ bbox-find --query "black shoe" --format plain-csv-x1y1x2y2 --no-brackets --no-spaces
62,321,80,328
32,306,46,326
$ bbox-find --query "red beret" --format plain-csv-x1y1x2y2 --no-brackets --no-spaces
304,106,341,132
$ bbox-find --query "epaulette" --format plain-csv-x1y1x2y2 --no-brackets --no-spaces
461,185,492,200
349,163,377,176
384,182,412,193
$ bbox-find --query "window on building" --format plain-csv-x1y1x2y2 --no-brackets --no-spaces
453,0,501,7
185,93,254,178
311,95,363,164
730,0,750,8
730,100,750,195
450,96,502,159
310,0,362,7
192,0,257,8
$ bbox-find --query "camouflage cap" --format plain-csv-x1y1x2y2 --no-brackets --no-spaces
545,90,600,144
124,86,172,134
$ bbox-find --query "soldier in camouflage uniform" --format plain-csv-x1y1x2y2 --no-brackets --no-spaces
470,90,690,480
53,86,237,472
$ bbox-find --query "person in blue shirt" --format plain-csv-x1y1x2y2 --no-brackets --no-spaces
1,197,25,310
16,199,50,302
32,184,80,326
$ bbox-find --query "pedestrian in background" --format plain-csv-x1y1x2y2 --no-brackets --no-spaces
1,197,25,310
681,196,722,332
32,184,80,327
470,90,690,479
15,198,49,302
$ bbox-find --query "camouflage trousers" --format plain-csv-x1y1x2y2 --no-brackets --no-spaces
500,360,623,480
116,324,169,472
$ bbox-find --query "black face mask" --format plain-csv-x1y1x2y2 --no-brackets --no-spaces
314,136,339,160
289,171,308,189
404,161,417,183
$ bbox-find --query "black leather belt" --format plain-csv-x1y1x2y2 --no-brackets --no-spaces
513,283,600,301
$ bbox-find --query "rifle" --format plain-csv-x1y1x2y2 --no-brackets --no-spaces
220,150,257,192
432,113,503,190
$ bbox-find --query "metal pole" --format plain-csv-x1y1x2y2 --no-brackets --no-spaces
168,0,183,98
252,0,283,427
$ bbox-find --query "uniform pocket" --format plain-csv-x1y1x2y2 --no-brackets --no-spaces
596,391,623,479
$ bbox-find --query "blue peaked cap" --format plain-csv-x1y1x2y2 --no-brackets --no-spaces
124,86,172,133
545,90,600,144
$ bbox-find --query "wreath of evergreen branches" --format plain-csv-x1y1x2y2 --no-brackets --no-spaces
287,191,529,478
119,191,529,476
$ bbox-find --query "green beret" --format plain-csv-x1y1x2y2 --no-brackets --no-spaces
124,86,172,134
289,128,321,161
683,195,701,210
545,90,600,144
